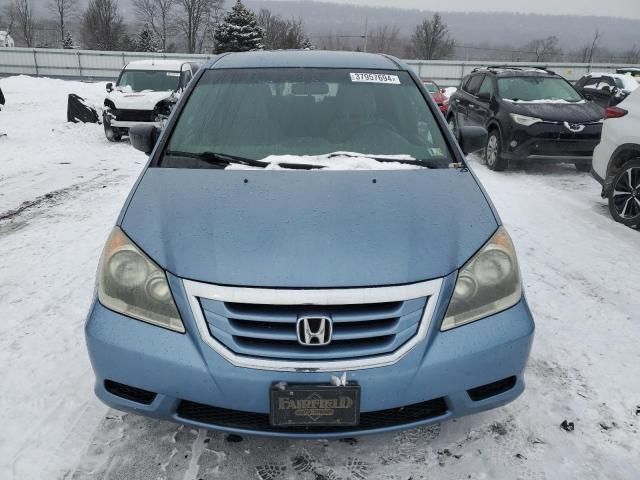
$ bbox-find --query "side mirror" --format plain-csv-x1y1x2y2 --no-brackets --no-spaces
584,94,594,101
129,124,160,155
476,92,491,102
458,126,488,155
106,82,114,92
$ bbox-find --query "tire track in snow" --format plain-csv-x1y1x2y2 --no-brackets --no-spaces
0,175,106,222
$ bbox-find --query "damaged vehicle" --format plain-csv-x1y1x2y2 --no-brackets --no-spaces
85,51,535,439
103,59,200,142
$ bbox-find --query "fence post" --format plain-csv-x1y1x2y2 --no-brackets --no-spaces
77,51,83,77
32,49,39,76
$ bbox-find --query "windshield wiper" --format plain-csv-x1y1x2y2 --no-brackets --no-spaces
165,150,269,168
328,152,440,169
165,151,325,170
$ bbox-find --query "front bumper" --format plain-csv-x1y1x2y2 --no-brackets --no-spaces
110,120,162,129
85,274,535,439
104,108,162,129
502,122,602,162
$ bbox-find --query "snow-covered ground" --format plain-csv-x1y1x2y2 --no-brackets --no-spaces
1,76,639,480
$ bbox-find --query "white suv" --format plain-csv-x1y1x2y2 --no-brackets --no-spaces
592,89,640,228
103,60,200,142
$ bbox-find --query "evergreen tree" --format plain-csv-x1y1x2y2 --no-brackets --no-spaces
136,23,158,52
62,31,74,49
213,0,263,54
302,37,313,50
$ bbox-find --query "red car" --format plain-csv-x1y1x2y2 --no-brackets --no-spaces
422,79,449,114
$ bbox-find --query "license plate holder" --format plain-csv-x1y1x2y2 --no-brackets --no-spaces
270,384,360,427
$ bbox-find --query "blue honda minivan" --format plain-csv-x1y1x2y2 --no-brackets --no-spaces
85,51,535,438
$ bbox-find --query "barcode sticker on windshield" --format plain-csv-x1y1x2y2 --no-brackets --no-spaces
350,73,400,84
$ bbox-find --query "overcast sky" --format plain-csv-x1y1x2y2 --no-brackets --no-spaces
320,0,640,20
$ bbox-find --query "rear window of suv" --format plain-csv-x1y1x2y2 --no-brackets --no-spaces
161,68,452,168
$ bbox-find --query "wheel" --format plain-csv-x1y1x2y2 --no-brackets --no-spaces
103,111,122,142
608,159,640,228
574,161,591,172
485,130,507,171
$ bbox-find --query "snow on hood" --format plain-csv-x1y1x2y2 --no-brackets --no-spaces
508,98,604,123
106,88,177,110
504,98,586,104
226,153,427,170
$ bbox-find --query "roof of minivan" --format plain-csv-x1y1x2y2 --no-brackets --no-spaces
124,59,189,71
206,50,403,70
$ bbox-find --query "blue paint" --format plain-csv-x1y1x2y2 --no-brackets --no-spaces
121,168,497,287
86,50,535,438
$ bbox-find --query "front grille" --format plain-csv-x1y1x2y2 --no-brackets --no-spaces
467,376,517,401
530,139,598,156
112,109,154,122
104,380,156,404
199,297,428,361
177,397,447,433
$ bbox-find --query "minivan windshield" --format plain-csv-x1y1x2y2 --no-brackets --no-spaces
162,68,452,168
118,70,180,92
498,76,583,102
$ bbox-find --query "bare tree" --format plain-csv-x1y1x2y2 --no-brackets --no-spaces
367,24,400,54
580,29,601,63
409,13,455,60
623,45,640,64
14,0,35,47
177,0,222,53
80,0,125,50
48,0,77,44
525,36,562,62
258,9,306,50
1,3,18,38
133,0,176,52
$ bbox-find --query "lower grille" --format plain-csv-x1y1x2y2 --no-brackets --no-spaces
177,397,447,433
112,109,154,122
467,376,517,401
104,380,156,405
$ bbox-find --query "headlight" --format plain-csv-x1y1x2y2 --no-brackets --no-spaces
510,114,543,126
442,227,522,331
97,227,185,333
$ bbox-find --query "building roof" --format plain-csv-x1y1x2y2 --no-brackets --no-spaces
124,59,191,71
207,50,404,70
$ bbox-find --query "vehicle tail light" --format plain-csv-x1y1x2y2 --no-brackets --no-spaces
604,106,628,119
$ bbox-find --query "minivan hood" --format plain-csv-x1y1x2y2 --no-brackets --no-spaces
121,169,498,288
507,100,604,123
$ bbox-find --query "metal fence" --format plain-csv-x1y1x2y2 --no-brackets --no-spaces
0,47,638,86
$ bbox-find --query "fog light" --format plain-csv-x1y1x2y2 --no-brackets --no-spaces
510,140,518,148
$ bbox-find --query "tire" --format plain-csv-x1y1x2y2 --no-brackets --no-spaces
103,111,122,142
607,159,640,229
485,130,508,171
574,161,591,172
